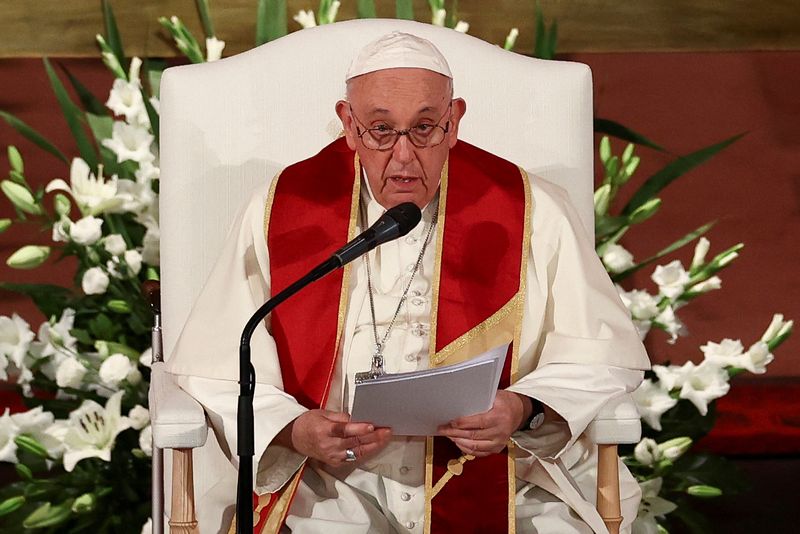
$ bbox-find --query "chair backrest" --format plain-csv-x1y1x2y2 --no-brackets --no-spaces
159,18,594,359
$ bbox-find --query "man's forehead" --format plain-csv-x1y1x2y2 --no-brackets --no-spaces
348,69,451,114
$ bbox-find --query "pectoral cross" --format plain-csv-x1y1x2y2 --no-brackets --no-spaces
355,342,386,384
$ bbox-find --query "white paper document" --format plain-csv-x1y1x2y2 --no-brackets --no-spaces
350,343,509,436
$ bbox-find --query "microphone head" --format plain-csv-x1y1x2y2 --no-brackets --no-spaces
384,202,422,237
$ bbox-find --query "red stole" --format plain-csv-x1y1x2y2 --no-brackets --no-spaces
254,137,530,533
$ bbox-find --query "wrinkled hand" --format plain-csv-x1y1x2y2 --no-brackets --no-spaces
437,391,531,457
288,409,392,467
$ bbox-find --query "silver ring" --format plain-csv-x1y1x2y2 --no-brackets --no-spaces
345,448,357,462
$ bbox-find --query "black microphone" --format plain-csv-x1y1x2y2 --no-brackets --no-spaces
332,201,422,267
235,200,421,534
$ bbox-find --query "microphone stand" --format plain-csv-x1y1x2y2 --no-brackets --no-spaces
236,256,339,534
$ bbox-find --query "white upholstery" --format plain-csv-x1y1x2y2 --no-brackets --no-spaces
585,394,642,445
149,362,208,449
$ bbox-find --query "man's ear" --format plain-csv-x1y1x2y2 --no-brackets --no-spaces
335,100,358,151
447,98,467,149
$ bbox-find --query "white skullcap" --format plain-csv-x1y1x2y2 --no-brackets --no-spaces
346,31,453,81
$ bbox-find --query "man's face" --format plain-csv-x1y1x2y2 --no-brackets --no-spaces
336,68,466,209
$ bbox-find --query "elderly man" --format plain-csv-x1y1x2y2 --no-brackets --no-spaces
168,32,649,534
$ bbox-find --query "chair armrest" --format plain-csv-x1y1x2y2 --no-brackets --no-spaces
149,362,208,449
585,393,641,445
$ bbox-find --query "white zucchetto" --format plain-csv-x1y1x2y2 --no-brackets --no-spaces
345,31,453,81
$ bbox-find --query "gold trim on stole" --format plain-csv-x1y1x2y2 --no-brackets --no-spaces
252,156,363,533
423,166,532,534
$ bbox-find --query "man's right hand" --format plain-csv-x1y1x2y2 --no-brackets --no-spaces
281,409,392,468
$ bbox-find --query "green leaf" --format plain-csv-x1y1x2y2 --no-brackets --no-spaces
142,90,160,146
533,1,546,58
89,312,119,340
623,133,745,215
611,221,715,281
594,118,666,152
396,0,414,20
43,58,98,169
545,19,558,59
256,0,287,46
8,145,23,173
0,282,73,319
23,500,73,529
60,64,109,116
195,0,215,38
0,110,68,163
0,495,25,517
595,214,628,239
145,61,165,99
85,113,113,145
101,0,127,75
357,0,377,18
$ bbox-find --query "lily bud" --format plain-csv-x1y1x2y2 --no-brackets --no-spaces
7,245,50,269
1,180,41,215
599,136,611,164
15,463,33,481
0,495,25,517
633,438,661,466
624,156,640,178
621,143,634,164
54,193,71,218
691,237,710,270
8,146,23,173
14,435,49,458
107,299,132,314
23,501,73,529
657,436,692,461
0,219,11,234
717,250,739,268
594,184,612,216
71,493,96,514
628,198,661,225
504,28,519,51
686,485,722,497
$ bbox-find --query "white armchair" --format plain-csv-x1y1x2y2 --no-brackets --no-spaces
150,18,641,534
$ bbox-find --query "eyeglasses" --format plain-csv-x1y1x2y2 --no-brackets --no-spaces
349,104,452,151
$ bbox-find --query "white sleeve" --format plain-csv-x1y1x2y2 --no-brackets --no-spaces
508,178,649,459
166,186,308,492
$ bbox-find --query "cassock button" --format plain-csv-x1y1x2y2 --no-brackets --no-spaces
404,353,418,363
399,466,410,474
411,297,425,306
406,521,415,529
410,289,422,297
401,492,411,501
405,263,416,272
406,235,418,245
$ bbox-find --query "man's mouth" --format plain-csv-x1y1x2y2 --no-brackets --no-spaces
388,176,420,185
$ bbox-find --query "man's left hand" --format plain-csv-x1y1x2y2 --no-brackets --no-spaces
437,391,531,457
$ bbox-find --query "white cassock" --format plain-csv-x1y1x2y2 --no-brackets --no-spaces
167,169,650,534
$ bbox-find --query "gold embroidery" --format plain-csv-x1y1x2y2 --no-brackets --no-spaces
261,469,305,534
423,436,434,534
507,442,517,532
262,170,283,248
430,454,476,498
431,294,520,367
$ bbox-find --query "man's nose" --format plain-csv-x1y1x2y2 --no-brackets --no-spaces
391,134,415,164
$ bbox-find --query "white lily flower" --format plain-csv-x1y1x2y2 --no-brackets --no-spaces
700,338,744,367
691,237,710,270
11,406,54,438
61,391,131,471
106,78,146,126
135,161,160,183
654,305,686,343
56,357,87,389
0,408,20,462
454,21,470,33
99,353,135,388
148,96,160,114
432,8,446,26
34,308,77,365
139,347,153,368
82,267,110,295
617,287,660,320
761,314,785,342
128,405,150,430
52,217,71,243
142,225,160,266
141,517,153,534
652,363,693,391
633,477,677,534
116,178,156,215
633,438,661,466
691,275,721,293
0,314,35,371
103,234,127,256
69,215,104,246
101,122,155,165
124,249,143,276
602,243,635,273
632,379,677,431
139,424,152,457
45,158,122,215
651,260,690,300
738,341,774,374
293,10,317,29
205,37,225,62
678,361,730,415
